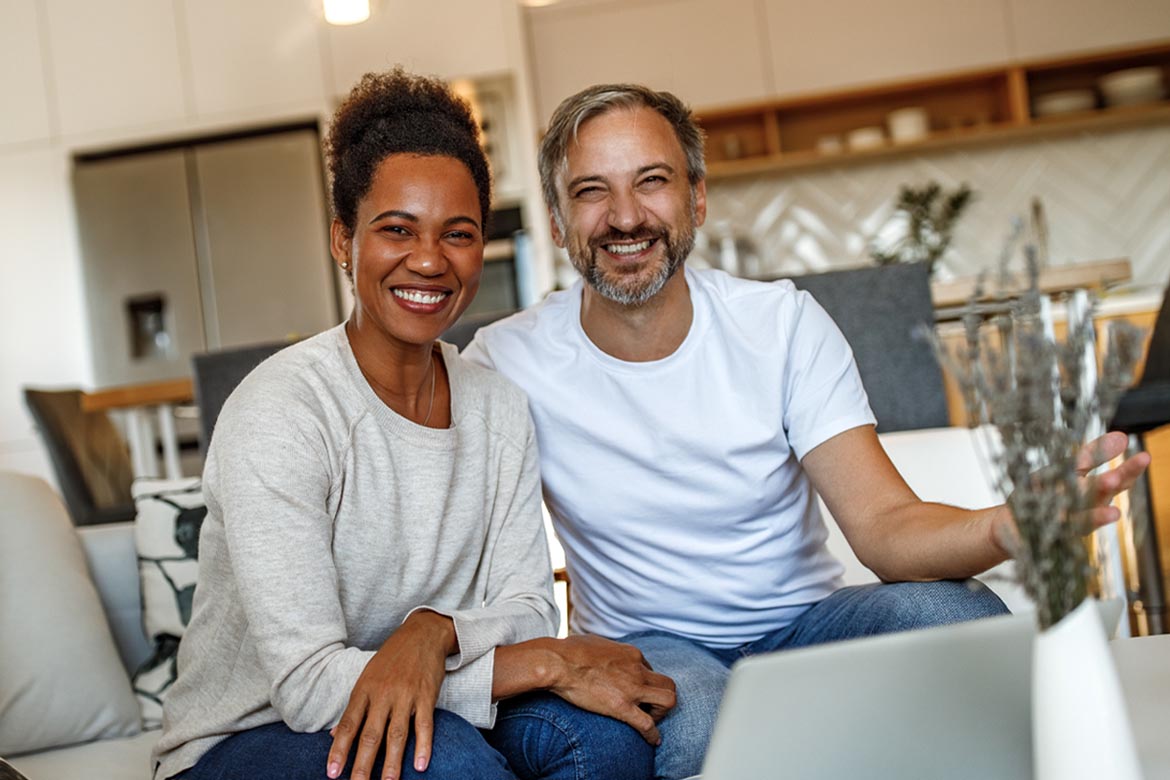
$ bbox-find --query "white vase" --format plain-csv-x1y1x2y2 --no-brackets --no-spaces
1032,598,1143,779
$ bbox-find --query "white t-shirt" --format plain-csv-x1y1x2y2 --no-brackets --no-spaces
464,267,876,647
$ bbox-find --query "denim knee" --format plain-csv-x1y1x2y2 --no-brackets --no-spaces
621,631,730,780
489,692,654,780
885,579,1010,628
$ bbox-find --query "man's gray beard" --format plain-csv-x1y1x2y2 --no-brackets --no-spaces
570,221,697,307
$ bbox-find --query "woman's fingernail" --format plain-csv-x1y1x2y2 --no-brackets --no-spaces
327,761,341,778
415,755,428,771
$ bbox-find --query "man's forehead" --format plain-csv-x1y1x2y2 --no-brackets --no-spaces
562,105,682,176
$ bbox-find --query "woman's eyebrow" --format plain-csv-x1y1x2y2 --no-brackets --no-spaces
444,215,481,230
368,209,418,225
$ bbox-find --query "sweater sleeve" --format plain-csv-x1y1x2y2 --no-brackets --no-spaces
412,412,559,727
205,411,371,733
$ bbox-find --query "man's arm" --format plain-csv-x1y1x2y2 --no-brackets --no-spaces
802,426,1150,583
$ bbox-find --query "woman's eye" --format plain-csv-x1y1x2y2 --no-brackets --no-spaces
445,231,476,244
381,225,411,236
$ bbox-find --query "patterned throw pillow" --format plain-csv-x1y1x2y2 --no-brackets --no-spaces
132,478,206,728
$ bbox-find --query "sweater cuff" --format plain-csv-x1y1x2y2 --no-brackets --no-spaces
405,605,496,672
435,648,498,729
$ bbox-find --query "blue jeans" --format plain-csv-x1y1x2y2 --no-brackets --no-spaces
622,579,1009,780
176,693,653,780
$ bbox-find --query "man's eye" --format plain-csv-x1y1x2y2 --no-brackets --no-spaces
639,175,667,187
573,186,603,199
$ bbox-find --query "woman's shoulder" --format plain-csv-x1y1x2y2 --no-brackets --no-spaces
444,344,533,441
214,326,357,438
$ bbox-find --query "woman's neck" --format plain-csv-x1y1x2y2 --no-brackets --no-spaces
344,318,446,426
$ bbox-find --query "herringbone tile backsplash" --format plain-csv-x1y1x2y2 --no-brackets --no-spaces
694,123,1170,289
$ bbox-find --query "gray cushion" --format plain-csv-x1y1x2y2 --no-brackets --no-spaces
0,472,141,756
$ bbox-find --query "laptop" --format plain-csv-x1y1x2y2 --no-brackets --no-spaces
699,611,1036,780
698,600,1124,780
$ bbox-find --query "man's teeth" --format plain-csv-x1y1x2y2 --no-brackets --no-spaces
605,239,652,255
393,289,446,304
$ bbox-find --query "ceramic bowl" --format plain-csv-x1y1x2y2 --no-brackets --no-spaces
1034,89,1096,117
1099,67,1164,107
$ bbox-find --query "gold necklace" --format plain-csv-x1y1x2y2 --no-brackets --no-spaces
420,351,437,427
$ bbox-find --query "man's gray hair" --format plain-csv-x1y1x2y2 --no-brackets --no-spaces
537,84,707,223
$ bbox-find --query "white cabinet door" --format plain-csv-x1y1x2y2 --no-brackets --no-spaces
181,0,327,118
327,0,512,97
526,0,771,123
44,0,188,137
0,0,53,146
763,0,1013,97
192,131,338,349
73,151,207,387
1009,0,1170,60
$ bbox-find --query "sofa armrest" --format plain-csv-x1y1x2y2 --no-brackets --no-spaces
77,522,153,674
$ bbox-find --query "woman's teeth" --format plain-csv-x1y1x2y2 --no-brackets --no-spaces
393,289,446,304
605,239,652,255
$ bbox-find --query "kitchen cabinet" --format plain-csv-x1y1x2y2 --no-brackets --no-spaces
73,150,206,387
762,0,1012,98
44,0,188,137
326,0,512,97
190,132,336,348
72,127,339,387
525,0,771,124
1009,0,1170,61
181,0,327,118
0,0,52,146
697,40,1170,180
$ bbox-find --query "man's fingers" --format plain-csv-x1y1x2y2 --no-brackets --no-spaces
619,703,660,745
411,707,435,774
381,705,412,780
1076,431,1128,475
328,697,368,779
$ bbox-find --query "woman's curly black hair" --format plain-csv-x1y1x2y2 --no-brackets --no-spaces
325,68,492,235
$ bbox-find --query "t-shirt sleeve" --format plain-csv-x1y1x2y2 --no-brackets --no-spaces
781,290,877,461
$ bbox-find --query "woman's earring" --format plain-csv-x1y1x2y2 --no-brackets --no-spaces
340,261,350,270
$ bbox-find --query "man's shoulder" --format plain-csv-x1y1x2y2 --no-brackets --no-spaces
464,286,579,366
690,268,811,338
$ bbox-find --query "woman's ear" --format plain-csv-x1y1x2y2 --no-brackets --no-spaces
330,218,353,273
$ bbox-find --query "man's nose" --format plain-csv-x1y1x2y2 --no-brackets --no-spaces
608,189,646,234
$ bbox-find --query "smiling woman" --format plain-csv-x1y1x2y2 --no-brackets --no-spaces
148,69,667,780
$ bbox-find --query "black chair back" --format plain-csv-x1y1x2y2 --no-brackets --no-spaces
192,341,288,453
783,263,949,433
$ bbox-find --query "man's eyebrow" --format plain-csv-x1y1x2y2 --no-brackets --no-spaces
566,174,607,191
368,209,418,225
636,162,675,176
566,163,676,192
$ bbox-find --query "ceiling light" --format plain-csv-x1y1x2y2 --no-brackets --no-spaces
324,0,369,25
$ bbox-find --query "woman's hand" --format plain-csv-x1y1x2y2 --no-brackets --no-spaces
327,610,458,780
495,635,676,745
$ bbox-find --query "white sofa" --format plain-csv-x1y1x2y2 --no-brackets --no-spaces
1,471,157,779
1,425,1025,779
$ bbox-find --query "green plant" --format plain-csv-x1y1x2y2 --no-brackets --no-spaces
870,182,974,275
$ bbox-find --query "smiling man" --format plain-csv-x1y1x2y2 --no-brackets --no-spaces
462,84,1148,780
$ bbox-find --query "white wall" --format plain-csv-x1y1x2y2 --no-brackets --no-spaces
0,0,551,486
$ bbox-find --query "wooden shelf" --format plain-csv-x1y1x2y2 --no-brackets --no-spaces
700,40,1170,181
